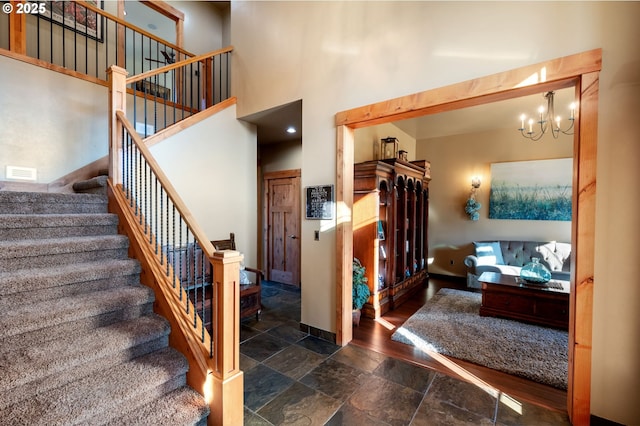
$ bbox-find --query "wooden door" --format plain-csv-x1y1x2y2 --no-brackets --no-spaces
264,170,301,286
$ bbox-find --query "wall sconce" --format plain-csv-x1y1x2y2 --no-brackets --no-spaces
380,137,398,160
465,176,482,221
471,176,481,189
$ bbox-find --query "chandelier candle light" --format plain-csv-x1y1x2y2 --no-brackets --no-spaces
518,91,576,141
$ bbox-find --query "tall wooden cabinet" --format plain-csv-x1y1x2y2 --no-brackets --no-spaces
353,159,431,319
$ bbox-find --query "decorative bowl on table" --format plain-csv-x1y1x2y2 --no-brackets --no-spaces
520,257,551,284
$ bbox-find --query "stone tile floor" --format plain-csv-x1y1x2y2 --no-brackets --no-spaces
241,281,570,425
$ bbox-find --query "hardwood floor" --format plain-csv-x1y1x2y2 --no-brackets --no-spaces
350,276,568,414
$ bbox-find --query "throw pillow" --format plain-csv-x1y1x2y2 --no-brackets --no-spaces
473,241,505,266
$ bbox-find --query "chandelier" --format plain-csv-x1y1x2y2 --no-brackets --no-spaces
518,91,576,141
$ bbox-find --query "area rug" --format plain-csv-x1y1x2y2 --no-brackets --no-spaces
391,288,568,389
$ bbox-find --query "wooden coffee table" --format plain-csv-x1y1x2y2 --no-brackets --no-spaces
478,271,570,330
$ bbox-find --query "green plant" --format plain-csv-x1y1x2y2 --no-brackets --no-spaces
352,258,371,310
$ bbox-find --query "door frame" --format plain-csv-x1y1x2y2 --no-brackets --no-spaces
263,169,302,285
334,49,601,424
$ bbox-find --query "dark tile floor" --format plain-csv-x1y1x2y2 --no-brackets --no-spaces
241,281,570,425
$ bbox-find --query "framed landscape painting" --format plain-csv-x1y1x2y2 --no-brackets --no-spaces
42,1,104,42
489,158,572,221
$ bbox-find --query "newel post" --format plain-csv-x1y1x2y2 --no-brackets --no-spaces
209,250,243,426
107,66,128,186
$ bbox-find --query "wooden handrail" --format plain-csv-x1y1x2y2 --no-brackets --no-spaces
115,110,215,258
127,46,234,84
76,0,194,58
111,108,244,425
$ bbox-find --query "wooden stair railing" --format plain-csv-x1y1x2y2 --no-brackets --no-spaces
1,0,194,84
2,0,233,139
125,46,233,138
108,66,243,425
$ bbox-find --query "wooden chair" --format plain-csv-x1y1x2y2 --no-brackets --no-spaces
211,233,263,321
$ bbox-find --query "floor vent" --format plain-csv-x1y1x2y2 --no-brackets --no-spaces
6,166,37,181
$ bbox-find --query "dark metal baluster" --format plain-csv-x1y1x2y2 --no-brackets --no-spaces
49,8,53,63
166,196,170,275
137,150,142,222
73,3,77,72
121,126,126,193
201,241,206,342
155,42,160,132
211,55,216,104
153,175,158,248
93,8,97,77
128,134,133,206
219,53,222,101
163,68,168,129
144,162,149,234
226,52,230,100
120,23,124,69
61,3,66,68
106,13,110,71
132,81,138,135
143,77,148,137
173,68,177,125
183,62,187,118
158,186,164,262
124,131,129,202
132,31,136,78
186,229,192,317
178,218,183,298
192,62,197,112
196,61,201,111
172,207,177,291
36,13,40,59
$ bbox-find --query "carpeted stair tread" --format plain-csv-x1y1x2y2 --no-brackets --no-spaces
0,213,117,229
1,304,155,359
0,315,170,393
0,259,141,296
0,285,154,338
0,191,209,424
108,386,210,426
72,175,108,192
0,235,130,272
0,325,170,411
0,347,189,426
0,191,107,215
0,234,129,259
0,213,118,240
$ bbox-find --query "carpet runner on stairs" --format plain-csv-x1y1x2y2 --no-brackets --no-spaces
0,191,209,425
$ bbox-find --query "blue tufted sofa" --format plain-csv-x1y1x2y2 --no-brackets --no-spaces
464,240,572,289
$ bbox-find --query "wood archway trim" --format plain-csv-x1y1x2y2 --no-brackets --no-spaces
335,48,601,425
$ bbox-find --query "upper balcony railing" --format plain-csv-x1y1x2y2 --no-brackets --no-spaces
0,1,232,136
1,0,192,82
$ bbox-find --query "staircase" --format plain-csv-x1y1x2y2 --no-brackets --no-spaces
0,191,209,425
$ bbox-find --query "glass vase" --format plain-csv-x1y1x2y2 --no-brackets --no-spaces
520,257,551,283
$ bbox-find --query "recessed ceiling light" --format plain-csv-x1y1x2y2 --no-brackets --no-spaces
286,126,296,134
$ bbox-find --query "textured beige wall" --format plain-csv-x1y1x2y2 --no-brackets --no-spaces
0,56,108,183
230,2,640,423
354,124,416,164
260,140,302,174
150,105,258,267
